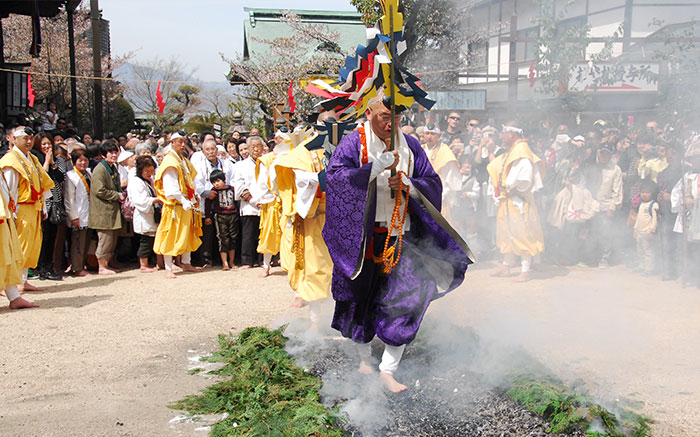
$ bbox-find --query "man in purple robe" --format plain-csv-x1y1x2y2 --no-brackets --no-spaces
323,97,473,392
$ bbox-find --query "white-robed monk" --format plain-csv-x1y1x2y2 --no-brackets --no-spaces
0,126,54,291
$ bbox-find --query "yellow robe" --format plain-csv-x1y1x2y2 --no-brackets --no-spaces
0,179,23,289
0,148,54,268
153,151,202,256
422,142,459,220
275,142,332,302
255,152,282,256
486,140,545,257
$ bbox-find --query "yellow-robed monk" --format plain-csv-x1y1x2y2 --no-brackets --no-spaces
255,154,283,277
275,131,332,313
153,132,203,278
421,123,461,220
0,126,54,292
487,123,545,282
0,172,38,309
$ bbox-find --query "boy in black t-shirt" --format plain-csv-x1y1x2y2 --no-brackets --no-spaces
209,170,239,270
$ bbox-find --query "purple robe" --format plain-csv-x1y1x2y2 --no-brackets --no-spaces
323,130,472,346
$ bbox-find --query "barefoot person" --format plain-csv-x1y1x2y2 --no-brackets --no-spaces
0,126,55,291
0,171,39,309
486,123,545,282
153,132,203,279
89,140,125,275
254,129,290,278
324,97,472,392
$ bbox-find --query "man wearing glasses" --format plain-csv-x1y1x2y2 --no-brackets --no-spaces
0,126,55,291
441,112,464,145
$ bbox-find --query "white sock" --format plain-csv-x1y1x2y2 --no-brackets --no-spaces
378,343,406,375
263,253,272,269
181,252,191,264
6,285,20,302
521,255,532,273
164,256,174,271
22,268,28,282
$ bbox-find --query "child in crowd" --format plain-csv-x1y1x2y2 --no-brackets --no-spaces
634,179,659,275
208,170,239,271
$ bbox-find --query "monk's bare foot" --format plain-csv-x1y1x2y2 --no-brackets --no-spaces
21,282,44,291
490,264,511,277
171,264,183,273
76,270,91,277
358,360,374,374
139,267,156,273
380,371,407,393
222,264,230,271
9,296,40,309
98,268,116,275
290,297,306,308
181,263,201,272
164,270,177,279
258,266,270,278
514,272,531,283
240,265,251,270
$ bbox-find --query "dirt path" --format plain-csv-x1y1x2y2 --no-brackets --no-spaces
1,263,698,436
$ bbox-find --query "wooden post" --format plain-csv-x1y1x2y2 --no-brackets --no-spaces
389,6,397,198
508,13,518,113
90,0,104,138
67,7,78,127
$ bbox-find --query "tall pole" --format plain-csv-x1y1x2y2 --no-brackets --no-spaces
67,7,78,127
90,0,104,138
389,6,397,198
508,13,518,114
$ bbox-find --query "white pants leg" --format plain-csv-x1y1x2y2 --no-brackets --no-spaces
521,254,532,273
181,252,191,264
22,268,28,282
378,343,406,375
308,300,321,325
356,343,372,363
6,285,20,302
164,256,174,271
263,254,272,269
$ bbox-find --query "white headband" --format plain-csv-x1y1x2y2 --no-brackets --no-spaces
170,132,186,141
502,125,523,135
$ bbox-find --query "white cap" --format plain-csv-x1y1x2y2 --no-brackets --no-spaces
117,149,134,163
170,132,186,141
573,135,585,142
216,145,226,154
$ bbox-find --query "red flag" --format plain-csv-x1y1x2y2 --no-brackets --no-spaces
287,81,296,114
27,74,36,107
528,61,536,88
155,81,165,114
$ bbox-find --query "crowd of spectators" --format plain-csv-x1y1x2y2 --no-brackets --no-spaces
2,108,700,288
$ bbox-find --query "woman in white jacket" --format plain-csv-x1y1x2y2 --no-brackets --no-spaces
64,150,92,276
127,156,162,272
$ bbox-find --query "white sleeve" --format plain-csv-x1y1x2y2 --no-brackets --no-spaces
233,163,245,201
505,158,534,192
671,178,684,213
255,164,277,205
467,179,481,199
163,168,185,203
127,178,154,213
193,163,208,197
2,168,19,202
64,177,78,221
293,169,319,219
441,161,462,193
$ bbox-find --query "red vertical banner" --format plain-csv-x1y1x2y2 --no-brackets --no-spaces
287,81,296,114
27,74,36,107
156,81,165,114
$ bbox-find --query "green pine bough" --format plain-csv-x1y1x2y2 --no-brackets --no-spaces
505,374,653,436
169,327,346,436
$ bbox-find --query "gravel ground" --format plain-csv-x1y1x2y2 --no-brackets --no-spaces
1,261,697,436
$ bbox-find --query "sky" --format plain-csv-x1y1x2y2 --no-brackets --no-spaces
102,0,357,83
